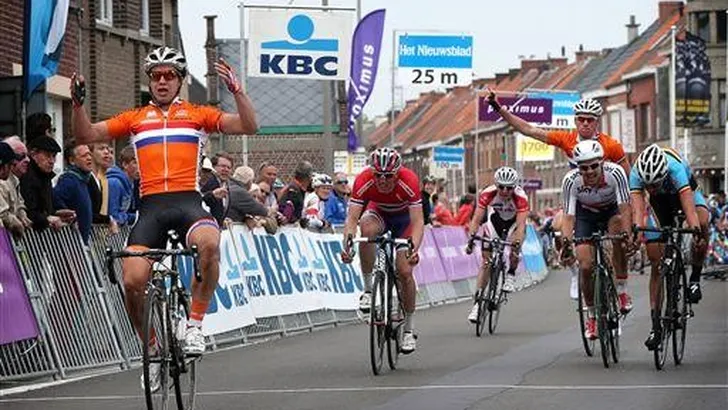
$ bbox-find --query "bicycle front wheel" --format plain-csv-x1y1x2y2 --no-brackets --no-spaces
386,275,403,370
672,259,689,365
170,292,197,410
143,284,171,410
594,268,612,368
654,264,671,370
475,289,487,337
369,272,386,375
488,263,503,335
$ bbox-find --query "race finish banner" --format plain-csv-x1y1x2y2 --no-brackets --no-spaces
247,9,355,80
675,31,711,126
515,132,554,162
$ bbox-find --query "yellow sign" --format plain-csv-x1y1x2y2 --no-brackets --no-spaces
515,133,554,162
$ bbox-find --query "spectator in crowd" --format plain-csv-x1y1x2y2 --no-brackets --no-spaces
302,173,334,232
279,160,313,224
257,162,279,210
53,141,94,243
258,181,272,205
88,142,117,233
272,177,285,199
0,142,21,232
25,112,54,142
199,156,215,189
226,168,271,228
107,145,137,226
201,151,234,225
232,165,255,190
422,175,436,224
431,193,456,226
454,194,475,227
467,182,477,195
324,172,349,226
0,136,33,235
21,136,72,230
121,145,140,218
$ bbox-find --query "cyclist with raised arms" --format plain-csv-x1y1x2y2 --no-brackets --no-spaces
340,147,424,354
465,166,529,322
630,144,709,350
560,141,633,340
71,47,257,391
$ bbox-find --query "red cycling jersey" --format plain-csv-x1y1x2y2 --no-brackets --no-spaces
477,185,530,220
350,167,422,214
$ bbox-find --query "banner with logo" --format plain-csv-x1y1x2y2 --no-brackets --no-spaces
347,9,385,152
479,96,553,123
23,0,70,99
428,227,481,282
526,90,581,129
675,31,711,126
515,133,555,162
247,8,355,80
413,229,449,285
0,229,40,345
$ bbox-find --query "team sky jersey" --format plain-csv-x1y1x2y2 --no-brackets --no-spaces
562,161,630,215
350,167,422,214
546,130,626,166
477,185,530,221
629,147,698,195
105,98,223,197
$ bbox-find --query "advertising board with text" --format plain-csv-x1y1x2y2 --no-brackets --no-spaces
396,32,472,87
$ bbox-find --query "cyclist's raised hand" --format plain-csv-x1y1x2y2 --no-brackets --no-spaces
70,73,86,107
215,58,242,94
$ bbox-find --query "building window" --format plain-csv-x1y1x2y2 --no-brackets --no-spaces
718,11,727,44
96,0,113,25
638,103,651,142
140,0,150,34
696,12,711,42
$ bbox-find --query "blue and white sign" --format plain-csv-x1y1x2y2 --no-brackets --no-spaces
248,9,354,80
526,90,581,129
396,32,473,87
433,145,465,169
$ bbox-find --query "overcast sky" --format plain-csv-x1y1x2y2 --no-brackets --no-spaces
179,0,658,117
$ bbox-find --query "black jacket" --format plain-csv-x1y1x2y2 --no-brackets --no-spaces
87,176,111,224
226,179,268,222
278,180,307,224
201,176,226,225
422,191,432,224
19,159,55,230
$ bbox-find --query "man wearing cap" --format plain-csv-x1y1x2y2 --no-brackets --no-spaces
0,142,17,181
20,136,74,230
0,136,33,235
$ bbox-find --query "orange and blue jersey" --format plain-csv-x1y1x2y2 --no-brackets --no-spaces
105,99,222,198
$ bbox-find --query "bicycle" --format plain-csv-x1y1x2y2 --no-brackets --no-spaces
634,223,697,370
106,231,202,410
571,232,626,368
469,235,518,336
347,232,413,376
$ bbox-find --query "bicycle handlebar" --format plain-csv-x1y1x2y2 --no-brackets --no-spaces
573,232,628,245
345,234,414,258
469,235,518,248
105,246,201,285
633,225,700,235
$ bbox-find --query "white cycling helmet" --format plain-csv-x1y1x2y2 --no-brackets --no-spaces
144,46,188,77
494,166,518,186
572,140,604,163
573,98,603,117
312,173,333,188
635,144,668,185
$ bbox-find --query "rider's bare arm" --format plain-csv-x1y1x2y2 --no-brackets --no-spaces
617,203,632,234
512,211,528,243
72,106,112,145
561,214,575,241
468,206,486,237
408,206,425,253
496,107,550,143
630,191,646,228
678,188,701,229
343,203,364,243
219,91,258,135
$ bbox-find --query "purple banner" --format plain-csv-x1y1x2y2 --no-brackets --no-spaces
413,229,449,285
347,9,386,152
479,96,553,123
522,179,543,191
0,228,39,345
429,227,481,282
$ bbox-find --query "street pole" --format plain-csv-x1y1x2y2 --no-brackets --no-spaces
390,29,396,146
724,11,728,193
474,90,479,188
322,0,333,173
670,25,677,149
238,2,248,166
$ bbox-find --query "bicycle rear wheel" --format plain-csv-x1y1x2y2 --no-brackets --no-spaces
654,265,671,370
171,291,197,410
672,260,689,365
577,271,594,357
143,284,171,410
369,272,386,375
386,275,403,370
488,263,503,335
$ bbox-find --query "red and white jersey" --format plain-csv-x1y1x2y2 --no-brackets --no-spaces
561,161,630,215
303,192,325,219
477,185,529,221
350,167,422,214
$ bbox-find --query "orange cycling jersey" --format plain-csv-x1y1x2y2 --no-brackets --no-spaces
546,130,626,165
106,99,222,197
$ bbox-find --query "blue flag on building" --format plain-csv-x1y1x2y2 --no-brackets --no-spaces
23,0,70,100
347,9,385,152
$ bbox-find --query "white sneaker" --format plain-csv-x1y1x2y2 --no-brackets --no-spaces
502,275,515,293
141,361,162,393
184,326,206,355
569,273,579,300
359,292,372,312
400,331,417,354
467,303,479,323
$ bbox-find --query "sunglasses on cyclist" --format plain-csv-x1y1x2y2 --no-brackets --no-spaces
149,70,179,82
336,179,349,185
375,172,395,179
578,163,601,172
497,185,514,191
576,116,597,124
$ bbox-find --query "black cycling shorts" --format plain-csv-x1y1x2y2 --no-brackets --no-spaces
574,202,618,239
127,191,218,249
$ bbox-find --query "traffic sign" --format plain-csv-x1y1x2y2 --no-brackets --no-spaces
396,32,473,87
433,145,465,169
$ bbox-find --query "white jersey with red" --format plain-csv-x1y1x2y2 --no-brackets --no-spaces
350,167,422,238
477,185,530,221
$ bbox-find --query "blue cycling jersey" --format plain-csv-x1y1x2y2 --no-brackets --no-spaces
629,148,695,195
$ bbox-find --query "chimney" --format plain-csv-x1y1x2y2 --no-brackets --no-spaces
579,44,584,52
626,15,640,42
204,15,219,106
495,72,510,83
561,46,566,57
659,1,683,23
